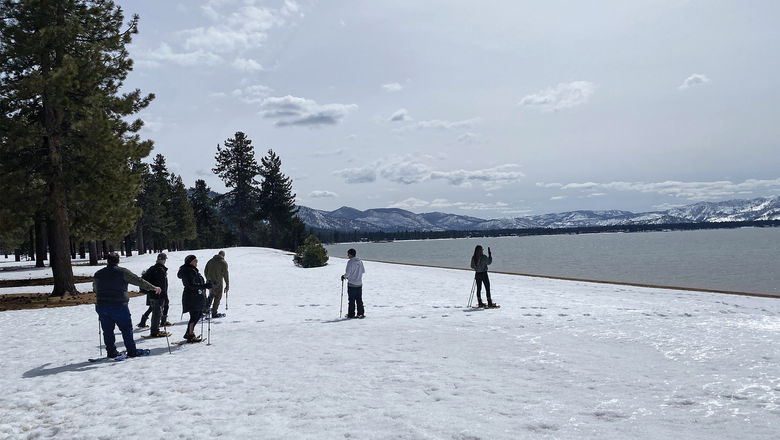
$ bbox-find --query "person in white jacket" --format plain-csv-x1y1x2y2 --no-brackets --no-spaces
340,248,366,318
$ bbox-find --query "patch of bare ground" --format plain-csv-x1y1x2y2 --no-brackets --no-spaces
0,275,144,311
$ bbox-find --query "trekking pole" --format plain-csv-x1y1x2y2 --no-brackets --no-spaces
98,317,102,356
467,278,476,308
207,312,211,346
163,322,172,354
340,279,344,318
226,288,228,311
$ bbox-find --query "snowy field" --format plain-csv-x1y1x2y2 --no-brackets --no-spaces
0,247,778,439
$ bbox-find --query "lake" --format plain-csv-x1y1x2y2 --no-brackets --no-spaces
325,227,780,296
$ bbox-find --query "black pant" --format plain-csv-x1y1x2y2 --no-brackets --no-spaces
186,311,202,337
141,295,169,324
475,272,491,305
347,285,364,317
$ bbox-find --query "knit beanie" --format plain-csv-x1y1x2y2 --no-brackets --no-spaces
185,254,197,266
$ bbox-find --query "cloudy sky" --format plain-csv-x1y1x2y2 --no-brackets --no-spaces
117,0,780,218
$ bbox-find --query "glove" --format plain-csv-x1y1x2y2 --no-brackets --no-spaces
204,281,213,289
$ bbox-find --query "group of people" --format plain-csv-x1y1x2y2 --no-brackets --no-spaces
93,251,230,358
93,244,495,359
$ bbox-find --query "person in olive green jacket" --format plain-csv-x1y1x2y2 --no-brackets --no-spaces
204,250,230,318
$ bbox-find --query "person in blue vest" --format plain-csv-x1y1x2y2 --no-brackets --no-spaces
93,253,161,358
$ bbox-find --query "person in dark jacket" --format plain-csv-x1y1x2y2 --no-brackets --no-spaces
178,254,212,342
470,245,495,308
139,253,169,337
138,254,172,329
94,253,160,358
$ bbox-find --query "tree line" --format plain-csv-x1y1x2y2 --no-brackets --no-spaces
311,220,780,244
0,1,304,295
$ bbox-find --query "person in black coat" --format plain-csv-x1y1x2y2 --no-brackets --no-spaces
140,253,169,337
178,254,212,342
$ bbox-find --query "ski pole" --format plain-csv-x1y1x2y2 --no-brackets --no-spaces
340,279,344,318
207,312,211,346
98,317,102,356
467,278,476,308
225,287,228,311
163,321,171,354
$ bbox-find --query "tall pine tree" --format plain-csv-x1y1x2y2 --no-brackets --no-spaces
167,174,196,250
189,179,232,249
212,132,261,246
258,149,304,250
0,0,154,295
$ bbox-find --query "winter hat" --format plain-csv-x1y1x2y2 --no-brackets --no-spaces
157,253,167,262
185,254,197,266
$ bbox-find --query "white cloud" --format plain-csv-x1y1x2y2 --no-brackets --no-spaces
333,167,377,184
389,197,514,213
382,82,403,92
144,43,223,67
231,84,274,103
388,197,429,209
260,95,358,127
549,178,780,201
519,81,595,111
430,164,525,190
380,161,433,184
376,159,524,189
389,108,411,122
456,132,483,144
309,190,338,198
679,73,710,90
232,58,265,72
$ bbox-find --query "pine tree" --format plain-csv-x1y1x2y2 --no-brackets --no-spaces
293,234,329,268
142,154,174,252
167,174,197,250
212,132,261,245
189,179,230,249
0,0,154,295
258,149,304,249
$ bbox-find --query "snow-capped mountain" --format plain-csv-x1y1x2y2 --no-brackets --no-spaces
297,196,780,232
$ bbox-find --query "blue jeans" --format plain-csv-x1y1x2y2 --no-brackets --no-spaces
96,303,137,355
347,285,364,317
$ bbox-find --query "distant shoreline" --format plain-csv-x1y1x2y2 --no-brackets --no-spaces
334,256,780,300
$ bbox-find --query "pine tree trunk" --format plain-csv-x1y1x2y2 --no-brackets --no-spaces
70,236,76,259
88,241,98,266
79,242,86,259
47,201,77,296
136,223,145,255
102,240,109,257
28,226,35,260
35,214,47,267
125,235,134,257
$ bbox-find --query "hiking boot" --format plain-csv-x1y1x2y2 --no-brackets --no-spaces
477,303,486,308
137,322,149,328
128,349,150,358
212,312,226,319
150,331,168,338
357,315,365,319
344,315,355,319
107,351,121,359
162,321,174,326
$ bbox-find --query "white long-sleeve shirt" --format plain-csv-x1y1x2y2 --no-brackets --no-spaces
343,257,365,287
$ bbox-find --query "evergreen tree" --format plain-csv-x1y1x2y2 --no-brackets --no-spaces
0,0,154,295
142,154,174,252
167,174,196,250
293,234,329,268
258,149,304,249
212,132,261,245
189,179,229,249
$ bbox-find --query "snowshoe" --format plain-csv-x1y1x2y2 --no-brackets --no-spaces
211,313,226,319
136,323,149,328
486,304,501,309
128,348,151,358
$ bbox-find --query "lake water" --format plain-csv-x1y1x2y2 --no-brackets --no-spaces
325,227,780,296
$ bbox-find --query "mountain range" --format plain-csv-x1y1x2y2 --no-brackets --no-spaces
296,196,780,232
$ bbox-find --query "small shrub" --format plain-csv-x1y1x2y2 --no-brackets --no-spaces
293,235,329,268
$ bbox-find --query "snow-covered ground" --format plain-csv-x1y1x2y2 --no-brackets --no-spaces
0,247,778,439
